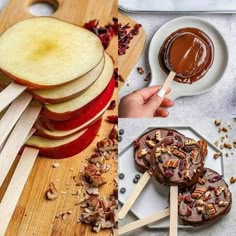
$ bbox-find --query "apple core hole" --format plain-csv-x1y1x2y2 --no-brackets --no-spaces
28,1,58,16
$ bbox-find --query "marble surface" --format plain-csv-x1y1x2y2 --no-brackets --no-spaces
119,12,236,118
119,118,236,236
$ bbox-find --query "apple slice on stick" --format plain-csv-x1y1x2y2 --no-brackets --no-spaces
0,92,32,150
0,17,104,89
0,147,39,236
118,171,151,220
118,208,170,235
0,101,41,187
169,186,178,236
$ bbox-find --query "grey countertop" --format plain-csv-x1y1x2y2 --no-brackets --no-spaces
118,12,236,118
119,118,236,236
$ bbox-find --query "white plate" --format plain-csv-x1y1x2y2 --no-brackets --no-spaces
118,126,224,228
148,17,228,100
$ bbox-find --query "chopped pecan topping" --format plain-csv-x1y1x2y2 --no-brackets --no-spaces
230,177,236,184
97,138,118,152
155,130,162,141
172,149,186,159
163,159,179,169
146,139,155,148
196,206,205,214
207,203,216,215
46,182,58,201
197,199,205,207
190,149,199,162
218,201,228,207
191,187,207,199
183,169,191,180
184,139,197,146
202,191,211,202
214,120,221,126
137,148,148,158
198,139,208,158
214,186,225,196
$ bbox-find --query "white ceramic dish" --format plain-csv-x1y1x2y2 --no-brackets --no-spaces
118,126,224,228
148,17,228,100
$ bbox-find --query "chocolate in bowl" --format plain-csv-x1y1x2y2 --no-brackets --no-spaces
159,27,214,84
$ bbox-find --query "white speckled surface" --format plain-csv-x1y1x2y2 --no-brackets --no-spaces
119,118,236,236
119,13,236,118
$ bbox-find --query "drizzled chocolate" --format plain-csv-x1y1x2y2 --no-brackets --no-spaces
133,128,185,173
159,28,214,84
150,136,206,187
178,168,232,226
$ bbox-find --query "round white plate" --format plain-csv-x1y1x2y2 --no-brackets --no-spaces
149,16,228,100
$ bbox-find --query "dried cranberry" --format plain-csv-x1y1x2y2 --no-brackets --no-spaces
164,138,174,146
182,146,193,153
176,142,183,148
146,135,151,140
108,100,116,110
164,171,174,178
208,175,223,183
175,135,182,142
178,172,182,178
188,201,195,208
184,195,192,203
179,160,187,171
186,207,192,217
215,197,220,204
202,213,209,221
106,115,118,124
190,184,197,194
208,185,215,191
167,130,174,136
133,140,140,149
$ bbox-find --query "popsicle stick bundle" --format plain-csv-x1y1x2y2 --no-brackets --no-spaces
118,128,232,235
0,17,116,235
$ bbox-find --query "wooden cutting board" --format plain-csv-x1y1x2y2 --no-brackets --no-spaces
118,12,146,85
0,0,117,235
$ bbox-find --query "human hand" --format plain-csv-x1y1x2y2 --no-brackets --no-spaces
119,86,174,118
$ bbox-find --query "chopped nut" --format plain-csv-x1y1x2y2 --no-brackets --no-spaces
218,201,228,207
173,149,186,159
207,203,216,215
146,139,155,148
221,127,228,132
155,130,162,141
202,191,211,202
191,187,207,199
163,159,179,169
213,152,221,159
137,67,144,75
183,170,191,180
214,120,221,126
86,187,99,196
230,177,236,184
197,199,205,207
223,143,232,149
137,149,148,158
46,182,58,201
52,162,60,168
184,139,197,146
214,186,225,196
190,149,199,162
198,177,206,185
196,206,205,214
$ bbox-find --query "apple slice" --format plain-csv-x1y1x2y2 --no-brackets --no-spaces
26,119,102,159
0,17,104,89
32,56,105,104
35,96,111,139
39,77,115,130
41,53,114,121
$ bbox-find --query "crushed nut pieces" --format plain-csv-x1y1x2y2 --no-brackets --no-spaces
163,159,179,169
46,182,58,201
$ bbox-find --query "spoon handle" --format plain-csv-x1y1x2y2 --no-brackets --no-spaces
157,71,176,98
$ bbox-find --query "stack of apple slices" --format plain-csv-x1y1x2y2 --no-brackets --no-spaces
0,17,115,159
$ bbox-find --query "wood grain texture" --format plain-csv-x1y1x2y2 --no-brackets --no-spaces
0,0,118,235
118,12,146,85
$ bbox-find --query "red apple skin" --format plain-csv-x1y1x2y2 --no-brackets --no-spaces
41,77,115,121
39,78,115,130
26,119,102,159
34,115,102,140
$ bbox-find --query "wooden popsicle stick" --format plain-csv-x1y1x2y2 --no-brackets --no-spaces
157,71,176,98
118,171,151,220
0,92,32,151
0,101,42,188
169,186,178,236
0,147,39,236
0,82,27,113
118,208,170,235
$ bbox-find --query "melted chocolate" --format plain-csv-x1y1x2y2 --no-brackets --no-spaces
159,28,214,84
178,168,232,226
151,136,205,187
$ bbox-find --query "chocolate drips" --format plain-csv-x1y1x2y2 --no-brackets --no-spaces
159,28,214,84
